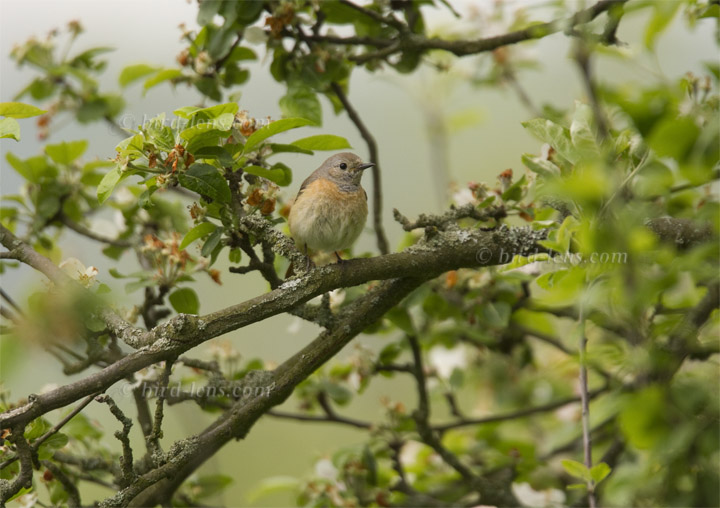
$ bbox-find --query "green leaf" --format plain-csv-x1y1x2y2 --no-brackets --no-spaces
268,143,313,156
191,102,239,120
363,445,378,486
197,0,222,24
6,152,36,182
228,248,242,263
0,117,20,141
521,153,561,178
243,163,292,186
169,287,200,314
0,101,46,118
190,474,234,500
125,278,155,293
194,77,222,102
279,85,322,125
243,117,315,154
174,106,201,119
321,1,361,23
386,307,414,334
178,163,231,203
97,167,125,203
64,413,102,442
7,487,33,503
618,386,669,449
501,175,526,202
378,344,402,369
290,134,351,151
201,227,223,258
180,222,217,249
25,418,51,440
482,301,512,328
321,381,353,406
227,46,256,62
49,481,69,505
194,146,234,167
116,133,144,157
522,118,578,164
590,462,612,484
567,483,587,491
647,115,699,162
45,140,88,165
179,113,234,141
119,64,157,87
570,102,599,159
561,459,591,482
144,69,183,93
37,432,68,460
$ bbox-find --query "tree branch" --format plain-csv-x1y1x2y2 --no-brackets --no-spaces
95,394,136,488
112,277,425,505
345,0,629,63
60,215,133,248
0,426,33,503
0,223,548,430
433,388,607,433
577,304,597,508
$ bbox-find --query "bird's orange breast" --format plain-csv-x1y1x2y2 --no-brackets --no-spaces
288,179,368,252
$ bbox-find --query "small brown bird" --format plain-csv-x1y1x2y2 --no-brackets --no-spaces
288,153,374,262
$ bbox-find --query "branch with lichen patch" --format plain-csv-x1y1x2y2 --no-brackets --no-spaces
393,203,506,231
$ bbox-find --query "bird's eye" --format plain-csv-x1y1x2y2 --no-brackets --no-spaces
339,162,348,170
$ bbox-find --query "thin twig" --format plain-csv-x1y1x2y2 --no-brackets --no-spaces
60,215,133,248
330,82,390,254
0,287,23,315
267,408,372,429
148,360,174,463
42,460,81,508
574,39,609,142
578,300,596,508
338,0,406,32
434,387,607,433
0,393,98,470
95,394,136,487
406,335,481,495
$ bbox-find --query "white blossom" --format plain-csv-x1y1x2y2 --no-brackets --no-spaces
314,458,338,481
511,482,566,508
59,258,98,288
428,344,469,380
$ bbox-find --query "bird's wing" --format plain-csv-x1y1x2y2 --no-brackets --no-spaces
297,171,322,197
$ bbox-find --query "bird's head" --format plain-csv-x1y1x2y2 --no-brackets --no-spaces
321,152,374,187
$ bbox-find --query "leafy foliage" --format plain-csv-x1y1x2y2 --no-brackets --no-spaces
0,1,718,508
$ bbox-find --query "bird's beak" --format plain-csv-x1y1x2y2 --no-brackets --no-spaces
357,162,375,171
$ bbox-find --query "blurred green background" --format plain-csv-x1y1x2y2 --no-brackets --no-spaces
0,0,716,505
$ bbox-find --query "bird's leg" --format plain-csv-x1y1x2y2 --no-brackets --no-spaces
334,251,345,264
304,244,315,271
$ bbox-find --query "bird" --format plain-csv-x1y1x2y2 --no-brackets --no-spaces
288,152,374,265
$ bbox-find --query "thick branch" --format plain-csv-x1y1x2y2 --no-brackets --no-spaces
114,277,424,506
0,224,546,430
